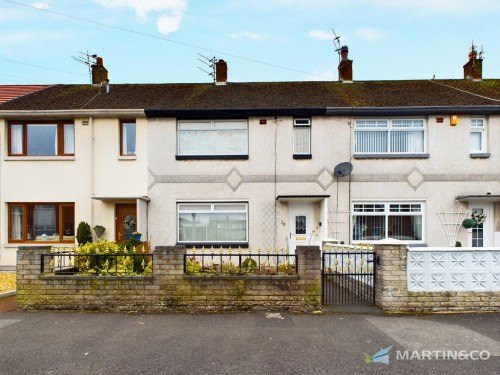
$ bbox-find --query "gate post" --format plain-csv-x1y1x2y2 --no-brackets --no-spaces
296,246,322,310
374,239,409,312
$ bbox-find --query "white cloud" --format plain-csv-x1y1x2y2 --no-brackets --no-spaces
230,31,270,41
363,0,500,14
308,30,334,41
0,31,64,47
356,27,384,42
31,2,49,9
95,0,187,34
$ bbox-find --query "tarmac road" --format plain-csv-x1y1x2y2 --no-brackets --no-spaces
0,310,499,375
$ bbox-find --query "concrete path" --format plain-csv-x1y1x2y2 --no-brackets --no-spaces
0,310,498,374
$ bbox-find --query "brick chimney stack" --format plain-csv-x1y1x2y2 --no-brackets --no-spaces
215,59,227,85
338,46,353,83
463,44,483,81
91,57,109,85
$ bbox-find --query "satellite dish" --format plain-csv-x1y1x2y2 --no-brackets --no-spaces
334,162,353,177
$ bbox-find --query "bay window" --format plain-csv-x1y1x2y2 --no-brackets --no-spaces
8,203,75,243
8,121,74,156
178,202,248,244
177,120,248,159
354,119,425,154
352,202,423,243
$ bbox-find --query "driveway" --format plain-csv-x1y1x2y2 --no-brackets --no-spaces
0,310,499,374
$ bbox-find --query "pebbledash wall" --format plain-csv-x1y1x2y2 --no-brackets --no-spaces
375,241,500,313
16,241,500,313
16,246,321,313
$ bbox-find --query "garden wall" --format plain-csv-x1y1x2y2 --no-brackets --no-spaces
16,245,321,313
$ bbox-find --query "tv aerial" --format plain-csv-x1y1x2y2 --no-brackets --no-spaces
332,29,342,63
72,51,97,83
197,53,217,83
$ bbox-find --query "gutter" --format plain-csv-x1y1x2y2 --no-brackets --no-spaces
326,106,500,116
0,109,146,119
145,108,327,119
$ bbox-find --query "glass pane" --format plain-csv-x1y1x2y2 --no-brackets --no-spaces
10,206,23,240
388,215,422,241
27,204,58,241
213,204,247,211
354,131,388,153
62,205,75,241
63,124,74,154
355,120,388,129
178,129,247,155
179,212,247,242
392,120,424,128
353,215,385,241
123,214,136,241
472,208,484,247
10,125,23,154
469,132,482,151
122,122,136,155
390,130,424,153
295,216,306,234
471,119,483,128
293,126,310,154
27,124,57,155
178,204,211,211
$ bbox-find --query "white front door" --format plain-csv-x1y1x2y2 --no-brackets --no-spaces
288,203,315,254
469,205,492,247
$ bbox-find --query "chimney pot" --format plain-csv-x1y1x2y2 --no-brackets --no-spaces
91,56,108,85
215,59,227,85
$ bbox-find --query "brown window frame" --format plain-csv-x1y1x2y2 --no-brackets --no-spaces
7,120,75,157
119,120,136,156
8,203,75,244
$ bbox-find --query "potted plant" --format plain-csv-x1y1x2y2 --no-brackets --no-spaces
93,225,106,239
132,231,142,241
471,212,486,225
462,218,475,229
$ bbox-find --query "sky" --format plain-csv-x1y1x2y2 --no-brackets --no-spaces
0,0,499,85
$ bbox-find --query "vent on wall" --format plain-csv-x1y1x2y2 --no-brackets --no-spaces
82,119,89,126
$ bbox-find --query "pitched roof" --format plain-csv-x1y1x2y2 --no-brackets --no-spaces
0,85,51,104
0,80,498,114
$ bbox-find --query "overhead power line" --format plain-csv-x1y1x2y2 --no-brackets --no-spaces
2,0,332,80
0,57,87,77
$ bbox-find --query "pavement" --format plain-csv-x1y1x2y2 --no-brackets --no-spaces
0,308,499,375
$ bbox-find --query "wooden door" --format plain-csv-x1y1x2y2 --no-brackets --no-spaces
116,203,137,242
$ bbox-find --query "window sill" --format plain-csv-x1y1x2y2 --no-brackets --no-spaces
118,155,137,160
353,153,430,159
4,156,75,161
4,243,75,248
177,242,249,249
470,153,490,159
293,154,312,159
176,155,249,161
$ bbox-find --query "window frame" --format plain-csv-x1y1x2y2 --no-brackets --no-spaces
120,120,137,156
353,118,426,155
7,202,75,244
7,120,75,157
469,118,486,154
351,201,425,244
293,118,312,159
177,201,249,246
176,119,249,160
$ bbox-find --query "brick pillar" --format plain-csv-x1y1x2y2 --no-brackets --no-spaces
296,246,322,310
374,240,409,312
153,246,186,278
16,246,52,310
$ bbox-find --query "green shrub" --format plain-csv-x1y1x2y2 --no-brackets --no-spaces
241,257,257,272
462,218,475,229
76,221,93,245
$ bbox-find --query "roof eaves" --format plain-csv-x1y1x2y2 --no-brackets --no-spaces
326,106,500,116
0,109,146,120
145,108,327,119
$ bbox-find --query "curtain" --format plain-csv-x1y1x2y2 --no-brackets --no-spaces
64,124,74,154
179,213,247,242
178,129,246,155
293,127,310,154
469,132,482,151
391,131,424,153
355,131,388,153
122,123,136,155
10,206,22,240
11,125,23,154
122,124,128,154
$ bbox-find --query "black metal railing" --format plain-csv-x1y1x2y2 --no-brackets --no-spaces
322,251,375,304
184,252,297,276
41,252,154,276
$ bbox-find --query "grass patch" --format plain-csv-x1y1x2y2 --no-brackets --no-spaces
0,273,16,293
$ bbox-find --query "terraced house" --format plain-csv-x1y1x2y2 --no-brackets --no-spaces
0,47,499,269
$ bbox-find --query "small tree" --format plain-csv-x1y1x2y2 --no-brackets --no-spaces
76,221,93,245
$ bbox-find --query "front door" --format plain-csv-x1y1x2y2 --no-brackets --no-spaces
469,205,491,247
288,203,315,254
116,203,137,242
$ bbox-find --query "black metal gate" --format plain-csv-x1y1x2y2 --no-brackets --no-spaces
322,248,376,305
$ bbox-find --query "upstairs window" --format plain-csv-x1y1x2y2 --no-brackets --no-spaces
177,120,248,159
470,118,485,153
352,202,424,243
293,118,311,157
120,120,136,155
8,121,74,156
354,119,425,154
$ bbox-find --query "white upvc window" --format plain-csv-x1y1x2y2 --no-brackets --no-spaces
293,118,311,155
470,118,486,153
354,119,425,154
177,202,248,244
177,120,248,157
352,201,424,243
